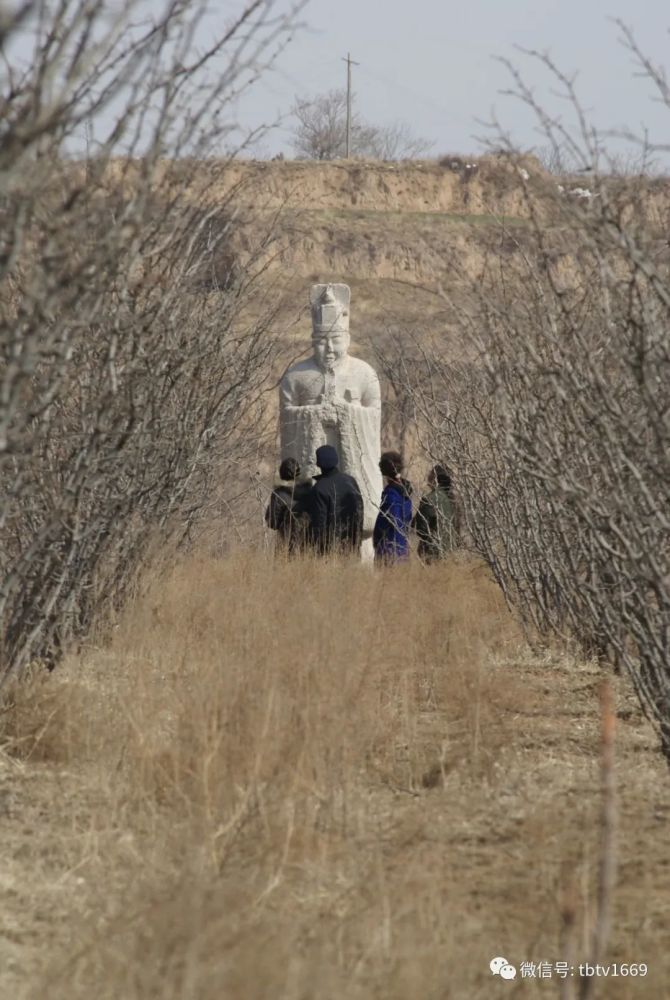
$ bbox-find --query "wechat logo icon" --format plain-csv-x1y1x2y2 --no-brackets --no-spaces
490,956,517,980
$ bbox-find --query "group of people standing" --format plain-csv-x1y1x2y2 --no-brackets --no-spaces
265,444,458,563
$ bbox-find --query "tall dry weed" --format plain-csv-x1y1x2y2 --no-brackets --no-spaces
1,552,667,1000
0,553,524,998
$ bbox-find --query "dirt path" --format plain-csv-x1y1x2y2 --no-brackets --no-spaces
1,557,668,999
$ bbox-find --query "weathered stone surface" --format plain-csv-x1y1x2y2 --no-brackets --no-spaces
280,283,382,557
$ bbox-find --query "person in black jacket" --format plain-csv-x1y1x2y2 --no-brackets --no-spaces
307,445,364,554
265,457,312,553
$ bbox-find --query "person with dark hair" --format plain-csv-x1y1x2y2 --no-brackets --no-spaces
307,445,364,554
265,457,312,553
373,450,413,563
413,464,459,562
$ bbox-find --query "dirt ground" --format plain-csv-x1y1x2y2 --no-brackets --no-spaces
0,553,668,999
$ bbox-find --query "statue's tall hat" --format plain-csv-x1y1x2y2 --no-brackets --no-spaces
310,283,350,335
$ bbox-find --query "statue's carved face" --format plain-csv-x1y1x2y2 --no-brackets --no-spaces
312,329,350,370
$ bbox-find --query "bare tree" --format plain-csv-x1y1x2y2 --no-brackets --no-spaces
292,89,349,160
367,120,434,160
291,88,432,160
0,0,301,680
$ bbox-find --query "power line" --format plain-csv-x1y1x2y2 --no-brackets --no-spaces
356,61,469,126
342,52,359,157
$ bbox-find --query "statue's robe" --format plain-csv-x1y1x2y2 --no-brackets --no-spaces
280,356,383,533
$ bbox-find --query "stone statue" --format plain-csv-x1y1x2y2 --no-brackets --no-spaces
279,283,383,559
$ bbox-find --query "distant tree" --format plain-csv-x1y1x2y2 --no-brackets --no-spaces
291,89,350,159
366,120,434,160
535,142,662,177
291,89,433,160
535,143,575,174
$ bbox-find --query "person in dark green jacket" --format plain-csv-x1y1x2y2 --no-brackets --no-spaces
413,464,459,562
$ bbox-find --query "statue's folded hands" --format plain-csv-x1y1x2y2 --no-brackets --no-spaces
319,402,339,425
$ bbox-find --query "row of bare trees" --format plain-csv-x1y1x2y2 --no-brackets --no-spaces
0,1,299,680
378,33,670,758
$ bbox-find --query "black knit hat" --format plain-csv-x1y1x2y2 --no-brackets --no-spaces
315,445,339,471
279,457,300,481
432,464,452,491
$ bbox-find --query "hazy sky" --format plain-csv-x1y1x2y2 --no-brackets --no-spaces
232,0,670,161
8,0,669,161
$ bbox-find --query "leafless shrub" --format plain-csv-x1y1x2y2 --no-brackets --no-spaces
372,330,425,455
371,119,434,160
537,142,666,179
0,0,301,679
380,26,670,758
535,143,572,175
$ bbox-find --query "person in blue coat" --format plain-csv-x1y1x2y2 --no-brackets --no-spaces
373,451,413,563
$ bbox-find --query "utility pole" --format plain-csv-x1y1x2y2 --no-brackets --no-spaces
342,52,359,158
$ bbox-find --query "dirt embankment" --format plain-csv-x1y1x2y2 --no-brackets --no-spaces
102,154,670,357
214,154,548,216
205,157,670,334
208,155,561,347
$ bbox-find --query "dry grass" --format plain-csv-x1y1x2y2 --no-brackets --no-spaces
0,552,668,999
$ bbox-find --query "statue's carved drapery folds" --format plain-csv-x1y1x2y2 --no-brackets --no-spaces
279,283,383,537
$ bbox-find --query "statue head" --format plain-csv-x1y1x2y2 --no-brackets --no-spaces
310,283,350,371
